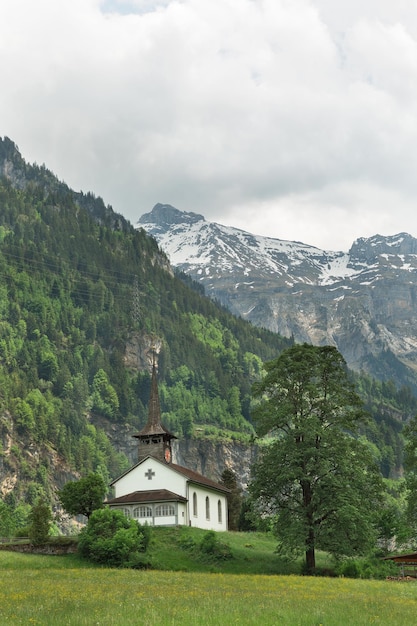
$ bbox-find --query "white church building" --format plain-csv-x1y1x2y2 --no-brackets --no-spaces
106,362,230,531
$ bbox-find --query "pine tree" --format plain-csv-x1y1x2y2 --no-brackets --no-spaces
28,498,52,546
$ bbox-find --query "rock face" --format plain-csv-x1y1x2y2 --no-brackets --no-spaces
99,413,256,491
0,410,80,502
139,205,417,390
173,439,256,490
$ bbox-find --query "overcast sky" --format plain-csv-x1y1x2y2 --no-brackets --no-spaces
2,0,417,251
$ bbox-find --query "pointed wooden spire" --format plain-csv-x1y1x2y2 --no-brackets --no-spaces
133,351,175,439
141,358,164,435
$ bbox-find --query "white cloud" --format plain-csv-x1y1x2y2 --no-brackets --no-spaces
1,0,417,250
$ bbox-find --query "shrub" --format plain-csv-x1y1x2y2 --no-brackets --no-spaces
139,523,152,552
199,531,233,561
335,557,398,579
126,551,152,569
178,534,197,551
78,508,151,568
336,559,362,578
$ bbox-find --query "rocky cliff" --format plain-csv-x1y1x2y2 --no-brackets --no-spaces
95,411,255,491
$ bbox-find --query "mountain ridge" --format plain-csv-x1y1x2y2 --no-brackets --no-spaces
138,204,417,390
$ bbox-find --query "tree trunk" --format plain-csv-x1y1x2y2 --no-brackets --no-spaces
305,541,316,573
302,479,316,573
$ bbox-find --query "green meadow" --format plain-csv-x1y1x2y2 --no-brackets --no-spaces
1,529,416,625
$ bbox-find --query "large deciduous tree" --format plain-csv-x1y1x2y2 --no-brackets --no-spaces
59,473,106,520
249,344,383,573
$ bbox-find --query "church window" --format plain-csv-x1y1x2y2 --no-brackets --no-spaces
218,499,222,523
133,506,152,519
155,504,175,516
193,492,197,517
205,496,210,520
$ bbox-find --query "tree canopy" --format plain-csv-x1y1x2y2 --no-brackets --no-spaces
249,344,383,572
59,473,106,520
28,498,52,546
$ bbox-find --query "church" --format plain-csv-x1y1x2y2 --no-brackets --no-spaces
106,361,230,531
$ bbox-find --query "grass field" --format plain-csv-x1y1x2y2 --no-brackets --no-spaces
1,529,416,625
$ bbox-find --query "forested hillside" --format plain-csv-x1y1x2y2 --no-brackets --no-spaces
0,138,291,504
0,137,415,513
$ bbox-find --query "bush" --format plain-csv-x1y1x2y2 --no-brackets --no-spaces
335,557,399,579
336,559,362,579
178,529,233,562
126,551,152,569
199,530,233,561
78,508,151,568
178,534,197,551
138,522,152,553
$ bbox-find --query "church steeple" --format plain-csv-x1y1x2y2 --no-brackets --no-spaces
133,354,176,463
144,358,164,435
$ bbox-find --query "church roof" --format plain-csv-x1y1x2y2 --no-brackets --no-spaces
106,489,187,505
133,361,176,439
170,462,231,494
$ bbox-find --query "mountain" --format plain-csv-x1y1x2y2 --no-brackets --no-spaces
0,137,413,525
138,204,417,391
0,138,293,510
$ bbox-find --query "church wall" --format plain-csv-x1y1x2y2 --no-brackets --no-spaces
178,502,187,526
189,484,228,532
113,457,186,499
154,516,172,526
112,459,228,531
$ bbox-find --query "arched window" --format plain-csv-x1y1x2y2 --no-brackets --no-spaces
218,499,222,524
193,492,197,517
122,507,131,518
133,506,152,519
155,504,175,517
205,496,210,520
